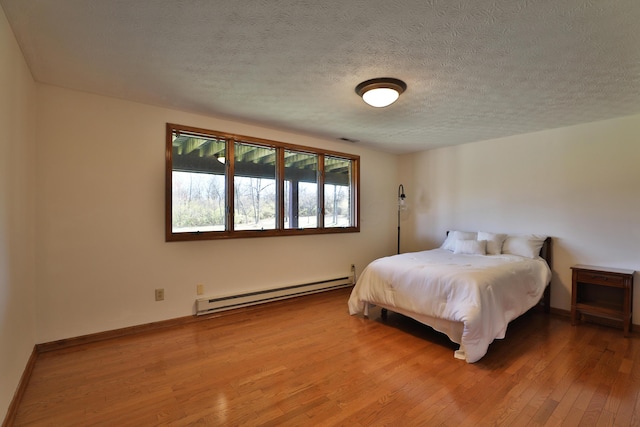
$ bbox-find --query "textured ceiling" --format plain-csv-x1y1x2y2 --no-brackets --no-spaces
2,0,640,153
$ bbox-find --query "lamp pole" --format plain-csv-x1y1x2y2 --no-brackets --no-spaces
397,184,406,254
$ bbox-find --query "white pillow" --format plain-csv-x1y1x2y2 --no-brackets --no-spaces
454,239,486,255
441,231,478,251
502,234,547,258
477,231,507,255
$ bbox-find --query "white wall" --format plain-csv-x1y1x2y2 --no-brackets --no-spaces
0,5,38,421
35,85,399,343
399,115,640,316
5,4,637,418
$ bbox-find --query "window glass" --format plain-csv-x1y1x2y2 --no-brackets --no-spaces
171,133,226,233
284,150,318,229
324,156,352,228
234,142,276,231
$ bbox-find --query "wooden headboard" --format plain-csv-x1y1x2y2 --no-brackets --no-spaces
540,237,552,313
540,236,552,266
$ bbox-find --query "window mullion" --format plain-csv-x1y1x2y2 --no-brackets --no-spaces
226,138,235,232
318,153,325,229
277,147,285,230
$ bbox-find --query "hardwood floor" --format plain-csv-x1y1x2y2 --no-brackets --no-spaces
12,288,640,426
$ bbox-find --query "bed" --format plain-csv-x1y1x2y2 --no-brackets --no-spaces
348,231,552,363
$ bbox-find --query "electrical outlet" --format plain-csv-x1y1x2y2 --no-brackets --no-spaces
155,288,164,301
196,284,204,295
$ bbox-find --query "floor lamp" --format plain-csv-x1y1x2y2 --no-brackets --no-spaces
397,184,406,254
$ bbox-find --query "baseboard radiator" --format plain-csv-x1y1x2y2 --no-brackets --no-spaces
196,276,354,316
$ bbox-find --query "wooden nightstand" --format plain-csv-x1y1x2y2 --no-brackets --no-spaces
571,264,634,336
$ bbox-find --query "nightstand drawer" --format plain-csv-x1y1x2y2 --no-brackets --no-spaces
575,271,624,287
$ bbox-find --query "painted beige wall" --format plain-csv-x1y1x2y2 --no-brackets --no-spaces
35,85,399,343
399,114,640,317
0,6,37,421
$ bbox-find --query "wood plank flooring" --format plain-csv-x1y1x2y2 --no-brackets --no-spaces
12,287,640,426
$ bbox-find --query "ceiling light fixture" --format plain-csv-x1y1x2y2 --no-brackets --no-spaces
355,77,407,108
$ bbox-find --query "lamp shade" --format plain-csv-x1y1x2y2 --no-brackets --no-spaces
397,183,406,254
398,184,407,211
355,78,407,108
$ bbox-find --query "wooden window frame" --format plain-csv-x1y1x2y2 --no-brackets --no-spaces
166,123,360,241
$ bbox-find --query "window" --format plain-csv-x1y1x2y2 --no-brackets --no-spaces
324,156,353,228
284,150,318,229
166,123,359,241
233,141,277,231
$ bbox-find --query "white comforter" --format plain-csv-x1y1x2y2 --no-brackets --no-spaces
348,249,551,363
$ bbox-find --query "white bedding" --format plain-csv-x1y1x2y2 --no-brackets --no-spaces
348,248,552,363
